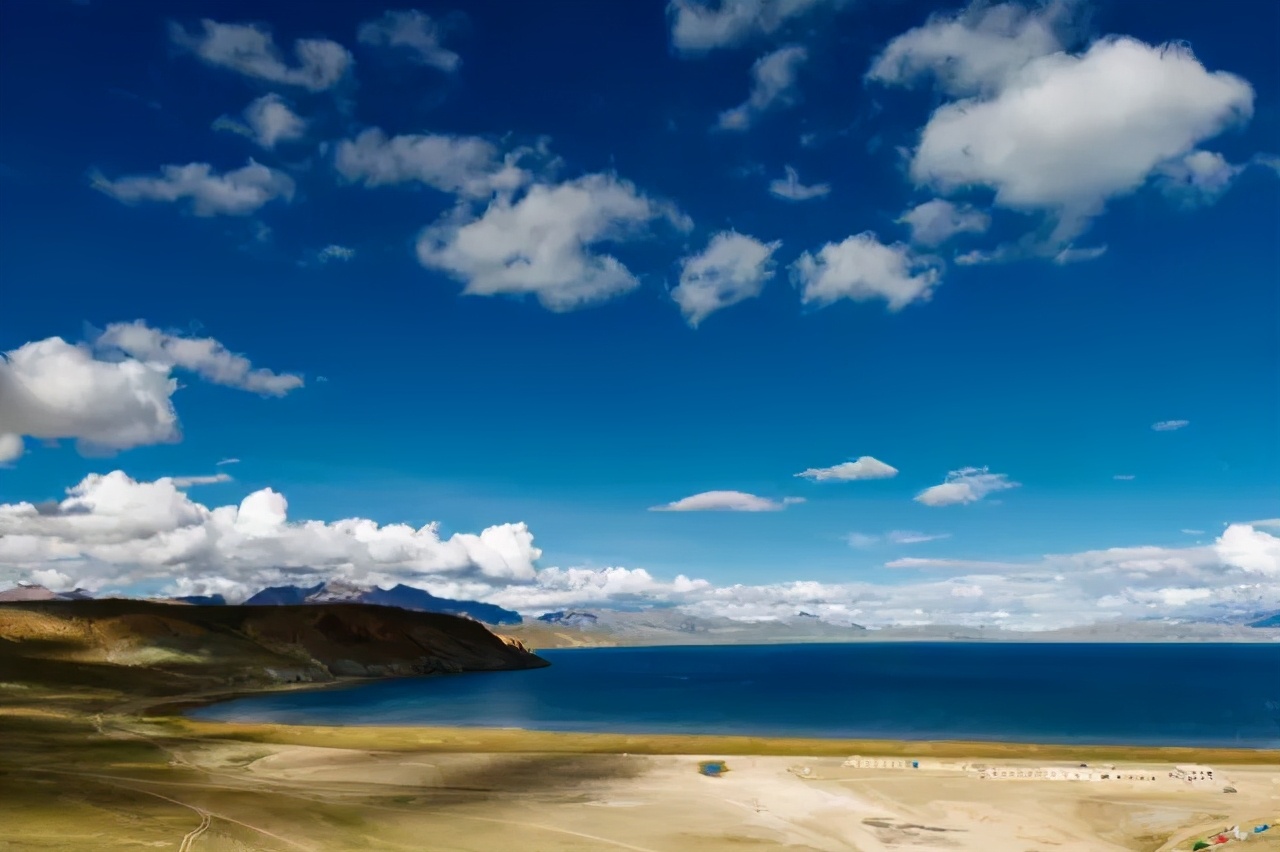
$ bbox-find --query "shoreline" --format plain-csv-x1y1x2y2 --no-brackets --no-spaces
128,663,1280,765
162,717,1280,764
142,684,1280,765
144,658,1280,764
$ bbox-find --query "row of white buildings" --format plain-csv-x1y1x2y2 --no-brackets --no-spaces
840,756,1220,786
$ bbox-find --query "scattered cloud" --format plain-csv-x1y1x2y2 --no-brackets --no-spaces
848,530,951,548
95,321,303,396
334,128,532,199
668,0,830,54
170,19,352,91
212,94,306,149
897,199,989,246
357,9,460,72
1156,149,1245,207
91,160,294,216
168,473,233,487
484,566,711,612
672,231,780,327
316,244,355,263
417,173,691,311
791,232,941,311
1113,474,1135,481
216,458,240,466
0,434,23,464
795,456,899,481
915,466,1019,506
649,491,804,512
1152,419,1189,431
1052,244,1108,264
0,323,301,460
718,45,807,130
4,472,1277,630
768,165,830,201
902,34,1254,245
1182,528,1206,535
868,1,1067,97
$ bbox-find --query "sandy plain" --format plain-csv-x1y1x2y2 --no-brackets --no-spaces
2,686,1278,852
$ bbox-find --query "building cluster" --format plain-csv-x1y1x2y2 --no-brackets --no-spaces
978,765,1161,782
839,756,1223,789
1169,765,1216,783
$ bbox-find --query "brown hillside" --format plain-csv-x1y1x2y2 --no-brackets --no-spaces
0,599,547,696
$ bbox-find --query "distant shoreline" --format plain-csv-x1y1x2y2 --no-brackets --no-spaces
161,715,1280,765
146,677,1280,766
517,636,1280,649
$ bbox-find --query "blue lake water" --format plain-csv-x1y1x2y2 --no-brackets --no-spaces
193,643,1280,747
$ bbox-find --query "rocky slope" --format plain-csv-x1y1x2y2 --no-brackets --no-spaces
0,598,546,696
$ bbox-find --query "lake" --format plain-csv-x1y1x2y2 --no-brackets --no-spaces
192,642,1280,747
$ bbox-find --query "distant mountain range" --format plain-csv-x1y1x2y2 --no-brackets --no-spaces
0,584,93,603
0,582,521,625
516,608,871,646
3,583,1279,638
240,581,523,625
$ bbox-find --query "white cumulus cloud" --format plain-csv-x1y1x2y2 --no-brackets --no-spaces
906,36,1254,242
868,1,1067,96
795,456,899,481
316,245,355,263
1156,149,1246,206
791,232,941,311
915,466,1019,506
213,94,306,149
898,199,990,246
91,160,295,216
0,471,542,599
672,231,780,327
0,323,301,459
649,491,804,512
416,173,690,311
335,128,532,199
0,433,24,464
95,321,303,396
357,10,460,72
668,0,831,54
718,45,807,130
3,471,1277,630
170,19,352,91
485,567,712,611
768,165,830,201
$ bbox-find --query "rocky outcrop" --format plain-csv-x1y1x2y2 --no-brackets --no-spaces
0,599,547,696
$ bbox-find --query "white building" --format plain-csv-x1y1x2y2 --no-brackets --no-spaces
842,756,919,769
978,765,1162,782
1170,765,1216,783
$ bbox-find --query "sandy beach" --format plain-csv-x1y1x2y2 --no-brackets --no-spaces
3,694,1278,852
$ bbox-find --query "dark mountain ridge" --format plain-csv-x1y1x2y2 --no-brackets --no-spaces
0,598,545,696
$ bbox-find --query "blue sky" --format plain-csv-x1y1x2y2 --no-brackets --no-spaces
0,0,1277,625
